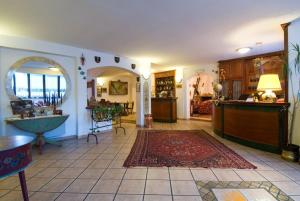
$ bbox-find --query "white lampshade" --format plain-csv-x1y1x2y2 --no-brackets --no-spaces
257,74,282,91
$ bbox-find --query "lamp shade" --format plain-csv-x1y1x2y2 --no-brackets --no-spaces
257,74,282,91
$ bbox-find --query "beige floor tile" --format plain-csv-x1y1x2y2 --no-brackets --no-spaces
102,168,126,180
34,167,64,178
147,169,169,180
0,189,9,197
85,193,115,201
291,195,300,201
109,160,126,168
80,153,100,160
98,153,117,159
173,196,203,201
171,181,200,195
56,168,85,178
281,170,300,181
29,192,60,201
191,169,218,181
0,190,25,201
114,194,143,201
118,179,145,194
50,159,74,168
145,180,171,195
34,160,56,168
55,193,87,201
144,195,172,201
273,181,300,195
65,179,97,193
79,168,105,179
257,170,291,181
212,169,242,181
15,177,52,191
235,170,266,181
170,169,193,180
89,159,112,168
0,177,20,190
91,179,121,193
70,159,93,168
124,168,147,180
40,178,74,192
24,167,44,178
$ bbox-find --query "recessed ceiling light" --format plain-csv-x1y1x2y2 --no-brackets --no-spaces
236,47,252,54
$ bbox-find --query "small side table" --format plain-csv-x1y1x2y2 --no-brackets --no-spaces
0,135,34,201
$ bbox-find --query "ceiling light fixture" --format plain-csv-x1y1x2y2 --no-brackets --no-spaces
48,66,60,71
236,47,252,54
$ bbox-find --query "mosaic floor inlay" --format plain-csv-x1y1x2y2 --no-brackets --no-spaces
196,181,293,201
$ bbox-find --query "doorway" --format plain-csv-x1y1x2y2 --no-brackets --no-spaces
187,72,214,121
87,66,138,124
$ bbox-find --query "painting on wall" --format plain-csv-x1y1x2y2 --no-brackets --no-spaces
109,80,128,95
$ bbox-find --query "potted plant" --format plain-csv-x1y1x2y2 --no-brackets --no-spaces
282,44,300,162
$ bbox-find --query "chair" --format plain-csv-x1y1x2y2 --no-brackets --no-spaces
126,101,134,114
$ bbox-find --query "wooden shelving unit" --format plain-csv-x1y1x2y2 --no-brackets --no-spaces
154,70,176,97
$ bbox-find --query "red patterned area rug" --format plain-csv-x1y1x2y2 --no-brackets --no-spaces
124,130,256,169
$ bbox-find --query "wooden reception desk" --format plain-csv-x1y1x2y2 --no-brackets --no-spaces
212,101,289,153
151,97,177,123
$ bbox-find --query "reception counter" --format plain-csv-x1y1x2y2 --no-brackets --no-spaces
151,97,177,123
212,101,289,153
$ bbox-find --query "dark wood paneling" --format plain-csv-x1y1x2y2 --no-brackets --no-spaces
212,104,222,131
224,108,279,146
151,98,177,123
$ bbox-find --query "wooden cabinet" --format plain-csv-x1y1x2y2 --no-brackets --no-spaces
151,98,177,123
154,70,176,97
219,51,285,99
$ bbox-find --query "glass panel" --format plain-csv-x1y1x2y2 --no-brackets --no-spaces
30,74,44,98
15,72,28,98
232,80,242,100
45,75,58,96
60,76,66,97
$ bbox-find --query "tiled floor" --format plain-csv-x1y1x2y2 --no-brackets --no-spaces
1,120,300,200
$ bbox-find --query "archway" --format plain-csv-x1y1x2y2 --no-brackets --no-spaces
186,72,214,121
87,66,140,125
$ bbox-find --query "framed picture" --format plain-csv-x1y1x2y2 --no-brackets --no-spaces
109,80,128,95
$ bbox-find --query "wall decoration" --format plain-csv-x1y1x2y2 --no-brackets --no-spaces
80,53,85,66
96,86,102,97
94,56,101,63
131,64,136,70
136,82,141,92
114,56,120,63
143,81,149,114
109,80,128,95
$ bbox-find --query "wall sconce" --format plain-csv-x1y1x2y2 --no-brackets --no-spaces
175,68,183,86
142,71,151,80
96,77,105,87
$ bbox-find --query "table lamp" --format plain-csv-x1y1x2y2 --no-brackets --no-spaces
257,74,282,102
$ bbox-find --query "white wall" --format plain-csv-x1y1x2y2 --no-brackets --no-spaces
288,18,300,145
0,34,151,138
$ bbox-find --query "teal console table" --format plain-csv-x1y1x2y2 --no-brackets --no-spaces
6,115,69,154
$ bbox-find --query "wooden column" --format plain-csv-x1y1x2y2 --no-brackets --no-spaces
281,23,290,103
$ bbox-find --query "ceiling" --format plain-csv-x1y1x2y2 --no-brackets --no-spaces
0,0,300,68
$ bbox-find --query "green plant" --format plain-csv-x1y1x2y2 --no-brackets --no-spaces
286,43,300,144
93,104,123,122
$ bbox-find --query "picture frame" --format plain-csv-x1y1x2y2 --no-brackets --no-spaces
109,80,128,95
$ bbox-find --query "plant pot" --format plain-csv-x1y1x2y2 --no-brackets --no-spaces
144,114,153,128
281,144,300,162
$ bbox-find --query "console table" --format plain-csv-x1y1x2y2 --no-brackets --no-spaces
6,115,69,154
0,135,34,201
